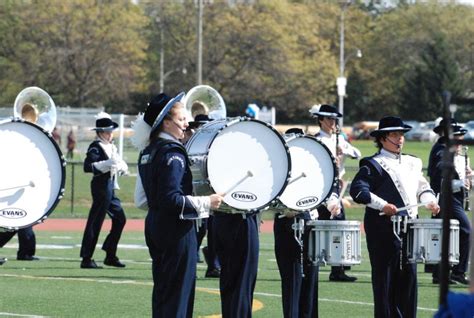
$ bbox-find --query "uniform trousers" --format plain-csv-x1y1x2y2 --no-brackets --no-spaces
214,212,259,318
274,215,319,318
365,214,417,318
145,213,196,318
80,179,126,259
0,227,35,257
433,196,471,278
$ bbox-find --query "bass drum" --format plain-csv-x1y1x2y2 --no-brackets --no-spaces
0,119,66,230
186,117,291,211
278,133,337,211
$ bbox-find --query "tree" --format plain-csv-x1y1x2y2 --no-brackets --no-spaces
0,0,148,110
401,32,466,121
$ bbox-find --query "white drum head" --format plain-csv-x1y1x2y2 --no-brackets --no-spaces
0,120,65,229
207,119,290,211
279,135,336,210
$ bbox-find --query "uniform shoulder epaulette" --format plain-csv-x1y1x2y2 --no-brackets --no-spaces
139,139,188,165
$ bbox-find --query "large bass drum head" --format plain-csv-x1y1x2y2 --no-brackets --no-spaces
279,135,336,210
207,118,290,211
0,120,65,230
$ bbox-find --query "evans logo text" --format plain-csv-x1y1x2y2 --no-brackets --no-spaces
296,196,318,207
0,208,27,219
231,192,257,202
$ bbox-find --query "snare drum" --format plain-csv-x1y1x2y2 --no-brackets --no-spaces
278,134,337,211
185,117,291,211
406,219,460,264
0,119,66,230
306,220,361,266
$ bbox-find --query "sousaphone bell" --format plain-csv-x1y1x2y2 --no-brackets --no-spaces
13,86,57,133
182,85,227,121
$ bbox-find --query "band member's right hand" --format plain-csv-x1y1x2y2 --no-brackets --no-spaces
209,194,224,209
382,203,397,216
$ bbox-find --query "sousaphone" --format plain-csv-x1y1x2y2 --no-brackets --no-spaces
182,85,227,121
13,86,57,132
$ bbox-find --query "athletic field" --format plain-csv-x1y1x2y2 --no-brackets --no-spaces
0,217,470,318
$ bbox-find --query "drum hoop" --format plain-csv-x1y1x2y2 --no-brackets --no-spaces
1,119,66,230
283,134,339,210
212,117,292,212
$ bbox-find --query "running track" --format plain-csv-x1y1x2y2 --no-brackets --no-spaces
34,218,275,233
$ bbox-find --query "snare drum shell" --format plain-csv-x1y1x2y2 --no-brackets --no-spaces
406,219,460,265
307,220,362,266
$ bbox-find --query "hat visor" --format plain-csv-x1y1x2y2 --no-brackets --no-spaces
91,122,119,131
188,121,208,129
370,125,411,137
454,128,467,136
150,92,186,135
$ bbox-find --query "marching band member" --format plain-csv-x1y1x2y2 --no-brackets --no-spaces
273,128,342,318
350,116,440,318
132,93,223,317
428,119,471,285
80,112,128,269
310,104,361,282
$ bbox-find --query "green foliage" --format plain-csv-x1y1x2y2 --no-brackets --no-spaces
401,32,466,121
0,0,148,109
0,1,473,123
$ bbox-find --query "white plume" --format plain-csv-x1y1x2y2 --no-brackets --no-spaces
95,111,112,120
130,113,151,151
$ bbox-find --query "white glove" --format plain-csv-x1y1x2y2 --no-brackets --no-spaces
118,160,128,175
309,209,319,220
94,158,115,173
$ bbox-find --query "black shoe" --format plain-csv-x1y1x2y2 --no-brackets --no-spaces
104,256,126,268
450,272,470,285
80,259,102,269
17,255,39,261
0,257,6,265
205,268,220,278
432,276,456,285
329,272,357,282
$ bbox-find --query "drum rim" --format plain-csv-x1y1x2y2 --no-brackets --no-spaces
211,117,292,212
0,118,66,230
279,134,339,211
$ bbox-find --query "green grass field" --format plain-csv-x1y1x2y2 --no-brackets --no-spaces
1,226,470,317
1,139,471,317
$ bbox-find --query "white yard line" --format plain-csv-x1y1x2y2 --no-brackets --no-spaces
0,273,438,313
0,313,49,318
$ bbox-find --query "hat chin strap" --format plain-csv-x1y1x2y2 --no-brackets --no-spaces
386,137,402,152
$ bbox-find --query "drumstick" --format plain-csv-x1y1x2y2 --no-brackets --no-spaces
223,171,253,196
378,202,434,216
288,172,307,185
0,181,35,192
